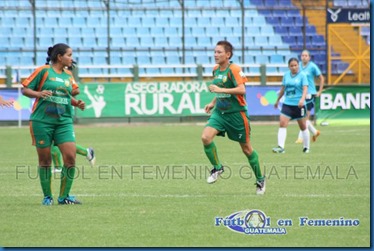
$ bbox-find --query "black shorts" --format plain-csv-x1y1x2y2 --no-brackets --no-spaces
305,95,316,111
280,104,306,120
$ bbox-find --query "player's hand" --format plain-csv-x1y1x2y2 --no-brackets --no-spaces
0,99,14,108
274,101,279,109
204,103,214,114
208,85,221,93
76,100,85,110
298,100,304,108
39,90,52,99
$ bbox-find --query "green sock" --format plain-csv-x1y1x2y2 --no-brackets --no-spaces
51,146,63,169
247,150,264,181
203,142,222,170
59,166,76,200
39,166,52,198
76,144,87,156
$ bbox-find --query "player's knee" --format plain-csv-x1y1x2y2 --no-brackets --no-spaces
201,133,212,145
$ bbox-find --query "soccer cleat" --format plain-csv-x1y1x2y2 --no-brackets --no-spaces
295,138,303,144
207,166,224,184
303,148,310,153
312,130,320,142
256,178,266,195
42,196,54,206
52,167,62,173
86,147,96,167
272,146,285,153
58,195,82,205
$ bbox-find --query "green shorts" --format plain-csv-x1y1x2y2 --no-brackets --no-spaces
205,110,251,143
29,121,76,148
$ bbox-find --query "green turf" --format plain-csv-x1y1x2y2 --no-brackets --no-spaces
0,123,370,247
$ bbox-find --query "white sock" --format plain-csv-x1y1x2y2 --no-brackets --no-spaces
302,129,310,149
278,128,287,149
298,130,303,140
307,120,317,135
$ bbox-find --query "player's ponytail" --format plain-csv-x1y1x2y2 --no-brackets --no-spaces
45,46,53,65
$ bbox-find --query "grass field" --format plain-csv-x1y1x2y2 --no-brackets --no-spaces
0,122,370,247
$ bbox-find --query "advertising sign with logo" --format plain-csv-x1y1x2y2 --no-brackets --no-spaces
327,8,370,23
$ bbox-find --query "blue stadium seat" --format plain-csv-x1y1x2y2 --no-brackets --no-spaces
274,26,288,35
287,9,300,17
305,26,317,35
169,17,182,27
197,17,210,26
293,16,304,26
122,27,136,36
250,0,264,6
142,17,154,27
191,27,205,37
261,26,274,35
244,55,255,64
150,27,164,36
254,36,268,46
155,17,169,27
280,16,294,26
206,27,219,36
272,10,287,17
137,55,151,65
111,37,125,47
256,55,269,64
169,36,182,47
154,37,168,47
282,36,297,46
127,17,141,27
197,37,211,47
312,35,326,47
126,37,139,47
140,37,154,47
166,55,181,65
268,36,283,45
258,9,272,16
270,55,284,64
265,16,280,25
289,26,302,36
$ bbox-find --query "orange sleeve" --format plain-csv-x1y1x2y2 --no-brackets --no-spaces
65,69,79,89
229,64,247,86
22,65,49,88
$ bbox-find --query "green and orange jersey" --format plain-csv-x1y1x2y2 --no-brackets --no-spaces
22,65,78,124
212,62,248,113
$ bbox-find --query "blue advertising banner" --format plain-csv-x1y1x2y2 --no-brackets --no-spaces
245,86,283,116
0,89,33,121
327,8,370,23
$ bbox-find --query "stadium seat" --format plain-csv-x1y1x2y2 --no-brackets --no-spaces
254,36,268,46
270,55,284,64
265,16,280,26
154,37,168,47
261,26,274,35
274,26,288,35
305,26,317,36
249,0,264,6
142,17,154,27
256,55,269,64
280,16,294,26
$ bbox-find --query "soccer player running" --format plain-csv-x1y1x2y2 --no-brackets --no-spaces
52,144,95,173
22,43,85,205
295,50,324,143
201,40,265,195
272,58,310,154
